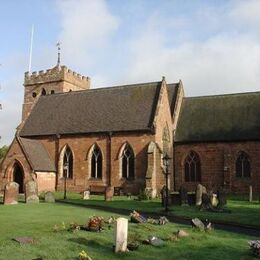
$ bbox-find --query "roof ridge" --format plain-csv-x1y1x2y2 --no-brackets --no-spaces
185,90,260,99
41,81,163,98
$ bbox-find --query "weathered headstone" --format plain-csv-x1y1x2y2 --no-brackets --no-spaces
249,185,253,202
25,180,39,203
217,187,227,209
196,184,207,206
114,217,128,253
179,186,188,206
105,186,114,201
201,193,211,210
83,190,90,200
44,191,55,203
191,218,205,230
210,193,219,207
3,182,19,205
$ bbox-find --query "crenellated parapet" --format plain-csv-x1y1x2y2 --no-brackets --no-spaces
24,65,90,89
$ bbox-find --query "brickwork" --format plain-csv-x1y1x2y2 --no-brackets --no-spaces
174,141,260,193
0,138,32,191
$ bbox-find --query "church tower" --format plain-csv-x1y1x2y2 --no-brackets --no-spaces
22,65,91,121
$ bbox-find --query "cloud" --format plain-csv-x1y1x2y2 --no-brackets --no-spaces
125,2,260,96
229,0,260,28
57,0,119,69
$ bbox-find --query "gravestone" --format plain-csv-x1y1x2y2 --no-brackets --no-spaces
249,185,253,202
83,190,90,200
196,184,207,206
114,217,128,253
179,186,188,206
44,191,55,203
210,193,218,207
201,193,211,210
191,218,205,230
217,187,226,209
25,180,39,203
105,186,114,201
3,182,19,205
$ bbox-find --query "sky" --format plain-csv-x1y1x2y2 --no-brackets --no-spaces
0,0,260,145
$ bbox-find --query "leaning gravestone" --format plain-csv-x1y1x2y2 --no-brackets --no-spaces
3,182,19,205
25,180,39,203
114,217,128,253
44,191,55,203
196,184,207,206
191,218,205,230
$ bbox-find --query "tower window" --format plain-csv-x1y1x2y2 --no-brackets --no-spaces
32,92,37,98
184,151,201,182
236,151,251,178
41,88,46,95
51,90,55,94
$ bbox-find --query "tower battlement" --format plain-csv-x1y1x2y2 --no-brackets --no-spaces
22,65,91,121
24,65,90,89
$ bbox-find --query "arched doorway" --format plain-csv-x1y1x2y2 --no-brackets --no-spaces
13,163,24,193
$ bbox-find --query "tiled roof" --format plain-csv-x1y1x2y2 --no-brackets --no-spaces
175,91,260,142
20,81,171,136
19,137,56,172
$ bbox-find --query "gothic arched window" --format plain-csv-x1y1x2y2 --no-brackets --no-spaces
91,145,102,179
63,147,73,179
236,151,251,178
184,151,201,182
121,144,135,180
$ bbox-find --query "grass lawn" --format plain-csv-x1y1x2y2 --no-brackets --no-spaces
54,192,260,228
0,201,258,260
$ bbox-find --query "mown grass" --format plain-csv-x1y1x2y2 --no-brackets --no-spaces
53,192,260,227
0,201,257,260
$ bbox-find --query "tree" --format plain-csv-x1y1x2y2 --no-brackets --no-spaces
0,145,8,160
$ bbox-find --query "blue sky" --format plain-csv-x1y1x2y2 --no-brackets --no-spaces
1,0,260,145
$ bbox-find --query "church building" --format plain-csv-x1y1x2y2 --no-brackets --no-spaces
0,64,259,196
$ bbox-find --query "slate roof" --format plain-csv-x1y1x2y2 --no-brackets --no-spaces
19,137,56,172
175,91,260,143
20,81,178,137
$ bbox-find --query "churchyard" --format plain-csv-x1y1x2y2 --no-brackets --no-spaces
0,190,259,260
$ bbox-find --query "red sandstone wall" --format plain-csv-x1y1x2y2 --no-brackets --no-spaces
174,141,260,193
39,132,155,194
0,138,32,191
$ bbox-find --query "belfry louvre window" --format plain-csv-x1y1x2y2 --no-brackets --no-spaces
184,151,201,182
63,147,73,179
122,144,135,179
91,145,102,179
236,151,251,178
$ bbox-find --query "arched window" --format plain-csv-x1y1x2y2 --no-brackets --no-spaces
63,147,73,179
184,151,201,182
91,145,102,179
51,90,55,94
41,88,46,95
121,143,135,179
236,151,250,178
